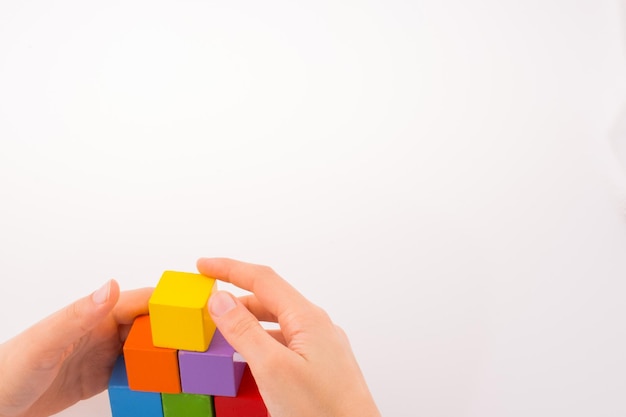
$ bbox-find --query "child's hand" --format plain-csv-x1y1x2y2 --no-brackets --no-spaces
0,281,152,417
197,257,381,417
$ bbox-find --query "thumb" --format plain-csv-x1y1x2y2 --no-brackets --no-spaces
0,280,121,416
22,279,120,368
208,291,283,368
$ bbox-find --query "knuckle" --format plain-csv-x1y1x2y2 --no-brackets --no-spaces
311,305,332,324
63,301,90,334
65,301,82,321
255,264,276,276
225,315,259,340
37,344,74,371
334,323,347,336
334,324,351,344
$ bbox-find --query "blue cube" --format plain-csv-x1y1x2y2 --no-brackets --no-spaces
108,356,164,417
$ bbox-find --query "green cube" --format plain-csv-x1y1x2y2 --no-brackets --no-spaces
161,393,214,417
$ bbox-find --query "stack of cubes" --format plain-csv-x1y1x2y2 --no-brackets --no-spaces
107,271,269,417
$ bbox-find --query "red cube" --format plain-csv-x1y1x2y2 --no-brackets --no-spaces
214,365,269,417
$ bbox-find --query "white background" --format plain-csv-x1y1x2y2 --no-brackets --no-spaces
1,1,626,416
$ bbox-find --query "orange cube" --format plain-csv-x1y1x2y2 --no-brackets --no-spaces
123,315,181,393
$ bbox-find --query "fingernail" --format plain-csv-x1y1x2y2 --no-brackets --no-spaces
209,291,236,317
92,280,111,305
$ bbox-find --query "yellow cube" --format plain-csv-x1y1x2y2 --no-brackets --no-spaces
148,271,217,352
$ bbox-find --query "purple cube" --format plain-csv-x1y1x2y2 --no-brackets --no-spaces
179,330,246,397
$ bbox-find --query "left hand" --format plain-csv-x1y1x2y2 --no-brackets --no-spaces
0,280,152,417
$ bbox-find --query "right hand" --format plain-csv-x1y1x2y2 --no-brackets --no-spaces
197,257,381,417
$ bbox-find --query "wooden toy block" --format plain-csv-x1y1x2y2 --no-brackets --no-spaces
149,271,217,352
179,329,246,397
123,315,181,393
161,392,215,417
214,365,269,417
108,356,164,417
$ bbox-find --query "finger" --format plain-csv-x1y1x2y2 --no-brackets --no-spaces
265,329,287,346
118,323,133,343
112,287,153,325
208,290,293,368
239,295,278,323
17,279,120,370
197,258,314,320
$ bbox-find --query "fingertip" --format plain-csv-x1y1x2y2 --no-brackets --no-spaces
209,291,237,318
109,279,121,303
92,280,111,305
209,293,277,366
196,257,205,270
196,257,211,275
92,279,120,306
197,257,222,274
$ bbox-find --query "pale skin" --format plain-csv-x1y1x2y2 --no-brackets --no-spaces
0,281,153,417
0,258,381,417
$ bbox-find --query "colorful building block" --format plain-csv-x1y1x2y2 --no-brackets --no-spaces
108,356,164,417
214,365,269,417
161,392,215,417
109,270,269,417
179,330,246,397
123,315,181,393
149,271,217,352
